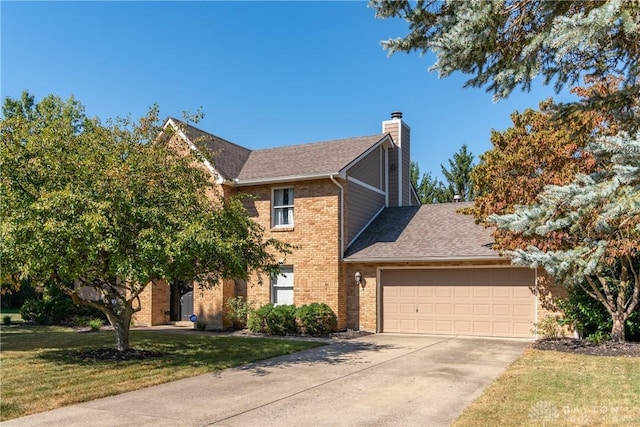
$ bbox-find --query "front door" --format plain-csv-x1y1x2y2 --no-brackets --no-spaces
180,291,194,321
170,281,193,321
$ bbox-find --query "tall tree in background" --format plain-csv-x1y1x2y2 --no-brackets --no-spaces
372,0,639,341
411,145,475,204
440,144,475,202
1,92,291,351
410,161,446,204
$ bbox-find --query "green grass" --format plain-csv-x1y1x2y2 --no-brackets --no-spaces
0,308,23,325
453,349,640,426
0,326,324,421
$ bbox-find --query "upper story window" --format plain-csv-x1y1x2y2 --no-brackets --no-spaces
272,188,294,227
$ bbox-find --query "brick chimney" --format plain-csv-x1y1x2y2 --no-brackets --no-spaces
382,111,411,207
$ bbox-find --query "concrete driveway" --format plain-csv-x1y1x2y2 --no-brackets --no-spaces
2,334,528,427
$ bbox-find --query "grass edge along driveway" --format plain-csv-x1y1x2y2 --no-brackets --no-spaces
452,348,640,427
0,326,324,421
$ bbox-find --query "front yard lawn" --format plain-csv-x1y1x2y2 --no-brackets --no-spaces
0,326,324,421
453,348,640,426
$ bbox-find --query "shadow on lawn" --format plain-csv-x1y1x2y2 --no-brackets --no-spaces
18,327,396,373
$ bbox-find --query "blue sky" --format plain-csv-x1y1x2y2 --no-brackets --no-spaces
2,1,575,180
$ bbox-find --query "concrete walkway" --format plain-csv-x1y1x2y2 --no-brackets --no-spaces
2,334,529,427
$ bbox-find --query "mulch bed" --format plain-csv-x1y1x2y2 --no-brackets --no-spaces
532,338,640,357
73,348,165,362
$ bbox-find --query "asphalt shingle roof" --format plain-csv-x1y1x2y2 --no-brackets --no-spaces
178,121,251,181
236,134,388,182
171,119,387,183
345,202,500,261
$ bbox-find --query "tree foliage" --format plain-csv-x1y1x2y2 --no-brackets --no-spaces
1,92,291,350
440,144,475,202
471,78,625,249
371,0,640,126
490,134,640,341
411,145,476,204
373,0,640,341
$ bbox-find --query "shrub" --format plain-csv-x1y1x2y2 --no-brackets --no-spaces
558,284,640,341
532,315,564,339
225,296,253,330
247,304,298,335
2,315,11,326
195,320,207,331
296,303,337,336
19,284,106,326
265,304,298,335
587,330,610,345
87,318,104,331
247,303,274,333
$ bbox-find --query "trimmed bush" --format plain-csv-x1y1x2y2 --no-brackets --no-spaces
225,296,253,330
296,303,337,336
247,304,298,335
247,303,274,333
266,304,298,335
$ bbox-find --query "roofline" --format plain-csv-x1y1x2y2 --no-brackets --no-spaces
163,118,226,184
339,134,395,177
231,173,340,187
342,256,504,263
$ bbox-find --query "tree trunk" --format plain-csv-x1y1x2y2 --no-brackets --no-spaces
610,313,626,342
105,310,133,351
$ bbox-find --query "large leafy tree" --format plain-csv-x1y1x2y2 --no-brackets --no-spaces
490,135,639,341
372,0,640,340
1,92,290,351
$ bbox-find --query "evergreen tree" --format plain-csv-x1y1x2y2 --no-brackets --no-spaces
490,134,640,341
373,0,640,340
440,144,475,202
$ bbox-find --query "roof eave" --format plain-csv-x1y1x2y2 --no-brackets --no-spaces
342,255,505,263
231,173,340,187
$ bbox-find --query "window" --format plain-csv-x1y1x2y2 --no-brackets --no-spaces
271,265,294,305
272,188,294,227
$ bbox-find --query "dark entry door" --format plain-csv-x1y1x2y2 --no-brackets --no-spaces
170,281,193,321
180,291,194,321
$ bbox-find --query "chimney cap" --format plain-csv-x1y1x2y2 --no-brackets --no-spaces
390,111,403,120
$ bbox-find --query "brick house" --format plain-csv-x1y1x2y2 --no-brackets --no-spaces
134,112,563,338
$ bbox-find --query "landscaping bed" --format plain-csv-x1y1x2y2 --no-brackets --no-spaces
532,338,640,357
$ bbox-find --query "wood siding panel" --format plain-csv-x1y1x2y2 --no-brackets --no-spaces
346,181,385,244
349,146,383,190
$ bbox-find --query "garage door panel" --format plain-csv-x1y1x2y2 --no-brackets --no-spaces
418,303,433,314
473,304,491,315
382,268,535,338
473,287,491,298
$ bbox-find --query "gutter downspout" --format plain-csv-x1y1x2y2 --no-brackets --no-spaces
329,175,344,259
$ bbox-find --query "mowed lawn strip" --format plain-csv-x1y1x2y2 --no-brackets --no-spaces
452,348,640,427
0,326,324,421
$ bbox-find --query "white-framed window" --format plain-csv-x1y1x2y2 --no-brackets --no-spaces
272,187,294,227
271,265,294,305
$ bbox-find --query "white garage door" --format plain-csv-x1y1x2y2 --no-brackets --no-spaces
382,268,535,338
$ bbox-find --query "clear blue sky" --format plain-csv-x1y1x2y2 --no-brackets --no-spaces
2,1,575,180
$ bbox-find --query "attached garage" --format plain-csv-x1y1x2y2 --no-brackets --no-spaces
381,267,536,338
